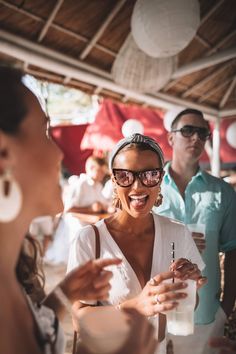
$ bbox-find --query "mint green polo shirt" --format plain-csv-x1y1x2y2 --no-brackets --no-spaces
154,162,236,324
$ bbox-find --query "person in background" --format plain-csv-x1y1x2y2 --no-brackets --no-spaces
1,66,149,354
65,155,111,217
154,108,236,353
102,177,115,210
67,133,206,354
29,215,55,255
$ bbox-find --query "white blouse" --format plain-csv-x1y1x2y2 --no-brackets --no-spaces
68,213,205,354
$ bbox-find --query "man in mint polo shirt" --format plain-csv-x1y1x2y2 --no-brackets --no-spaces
154,108,236,354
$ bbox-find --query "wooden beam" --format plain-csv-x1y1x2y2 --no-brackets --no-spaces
172,46,236,79
0,0,116,57
195,34,211,49
26,67,63,81
207,29,236,56
182,61,233,98
0,0,42,21
199,0,225,27
38,0,64,42
122,95,129,103
198,76,235,103
23,62,28,70
219,108,236,117
52,23,116,57
0,34,219,119
164,47,236,91
0,29,111,78
79,0,126,60
162,79,177,92
151,92,217,119
94,86,103,95
219,76,236,108
63,76,71,84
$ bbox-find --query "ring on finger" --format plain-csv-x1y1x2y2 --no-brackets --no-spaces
155,294,161,304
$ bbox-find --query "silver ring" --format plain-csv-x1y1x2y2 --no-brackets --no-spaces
155,295,161,304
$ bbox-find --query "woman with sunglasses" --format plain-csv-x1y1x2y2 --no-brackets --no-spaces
68,133,206,353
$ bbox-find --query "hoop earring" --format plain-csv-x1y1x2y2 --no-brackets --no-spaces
0,169,22,222
154,186,163,208
112,188,122,210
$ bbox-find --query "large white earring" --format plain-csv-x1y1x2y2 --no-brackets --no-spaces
0,169,22,222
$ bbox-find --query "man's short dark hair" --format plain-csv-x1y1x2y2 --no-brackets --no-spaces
171,108,207,130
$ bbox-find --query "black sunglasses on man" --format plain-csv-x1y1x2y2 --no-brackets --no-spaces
171,125,211,141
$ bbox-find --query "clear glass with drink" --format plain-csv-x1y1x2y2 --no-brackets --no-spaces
166,279,196,336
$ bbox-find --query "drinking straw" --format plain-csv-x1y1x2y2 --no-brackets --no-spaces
171,242,175,283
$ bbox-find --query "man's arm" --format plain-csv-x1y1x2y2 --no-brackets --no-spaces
221,248,236,317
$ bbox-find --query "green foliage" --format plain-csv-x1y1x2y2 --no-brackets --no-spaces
24,75,97,125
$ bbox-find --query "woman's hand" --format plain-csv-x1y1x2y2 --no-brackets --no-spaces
77,309,158,354
170,258,207,289
60,258,121,303
209,337,236,354
133,271,188,317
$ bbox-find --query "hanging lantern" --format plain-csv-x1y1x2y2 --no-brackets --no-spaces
163,107,184,131
131,0,200,58
122,119,144,137
112,34,177,92
226,122,236,148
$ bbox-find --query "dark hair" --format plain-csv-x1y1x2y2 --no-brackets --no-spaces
171,108,208,130
0,66,27,134
16,234,45,303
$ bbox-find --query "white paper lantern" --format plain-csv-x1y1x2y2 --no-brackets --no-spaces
112,34,177,92
226,122,236,148
131,0,200,58
122,119,144,137
163,107,184,131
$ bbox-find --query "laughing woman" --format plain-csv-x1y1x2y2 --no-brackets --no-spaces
68,133,206,354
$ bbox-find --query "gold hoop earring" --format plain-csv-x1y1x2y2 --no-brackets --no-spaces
154,186,163,208
0,169,22,222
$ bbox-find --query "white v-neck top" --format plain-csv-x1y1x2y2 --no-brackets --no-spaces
67,213,204,354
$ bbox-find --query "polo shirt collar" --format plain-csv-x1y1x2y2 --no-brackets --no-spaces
164,161,208,184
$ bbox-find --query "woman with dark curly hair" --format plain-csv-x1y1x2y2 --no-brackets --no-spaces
0,66,122,354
